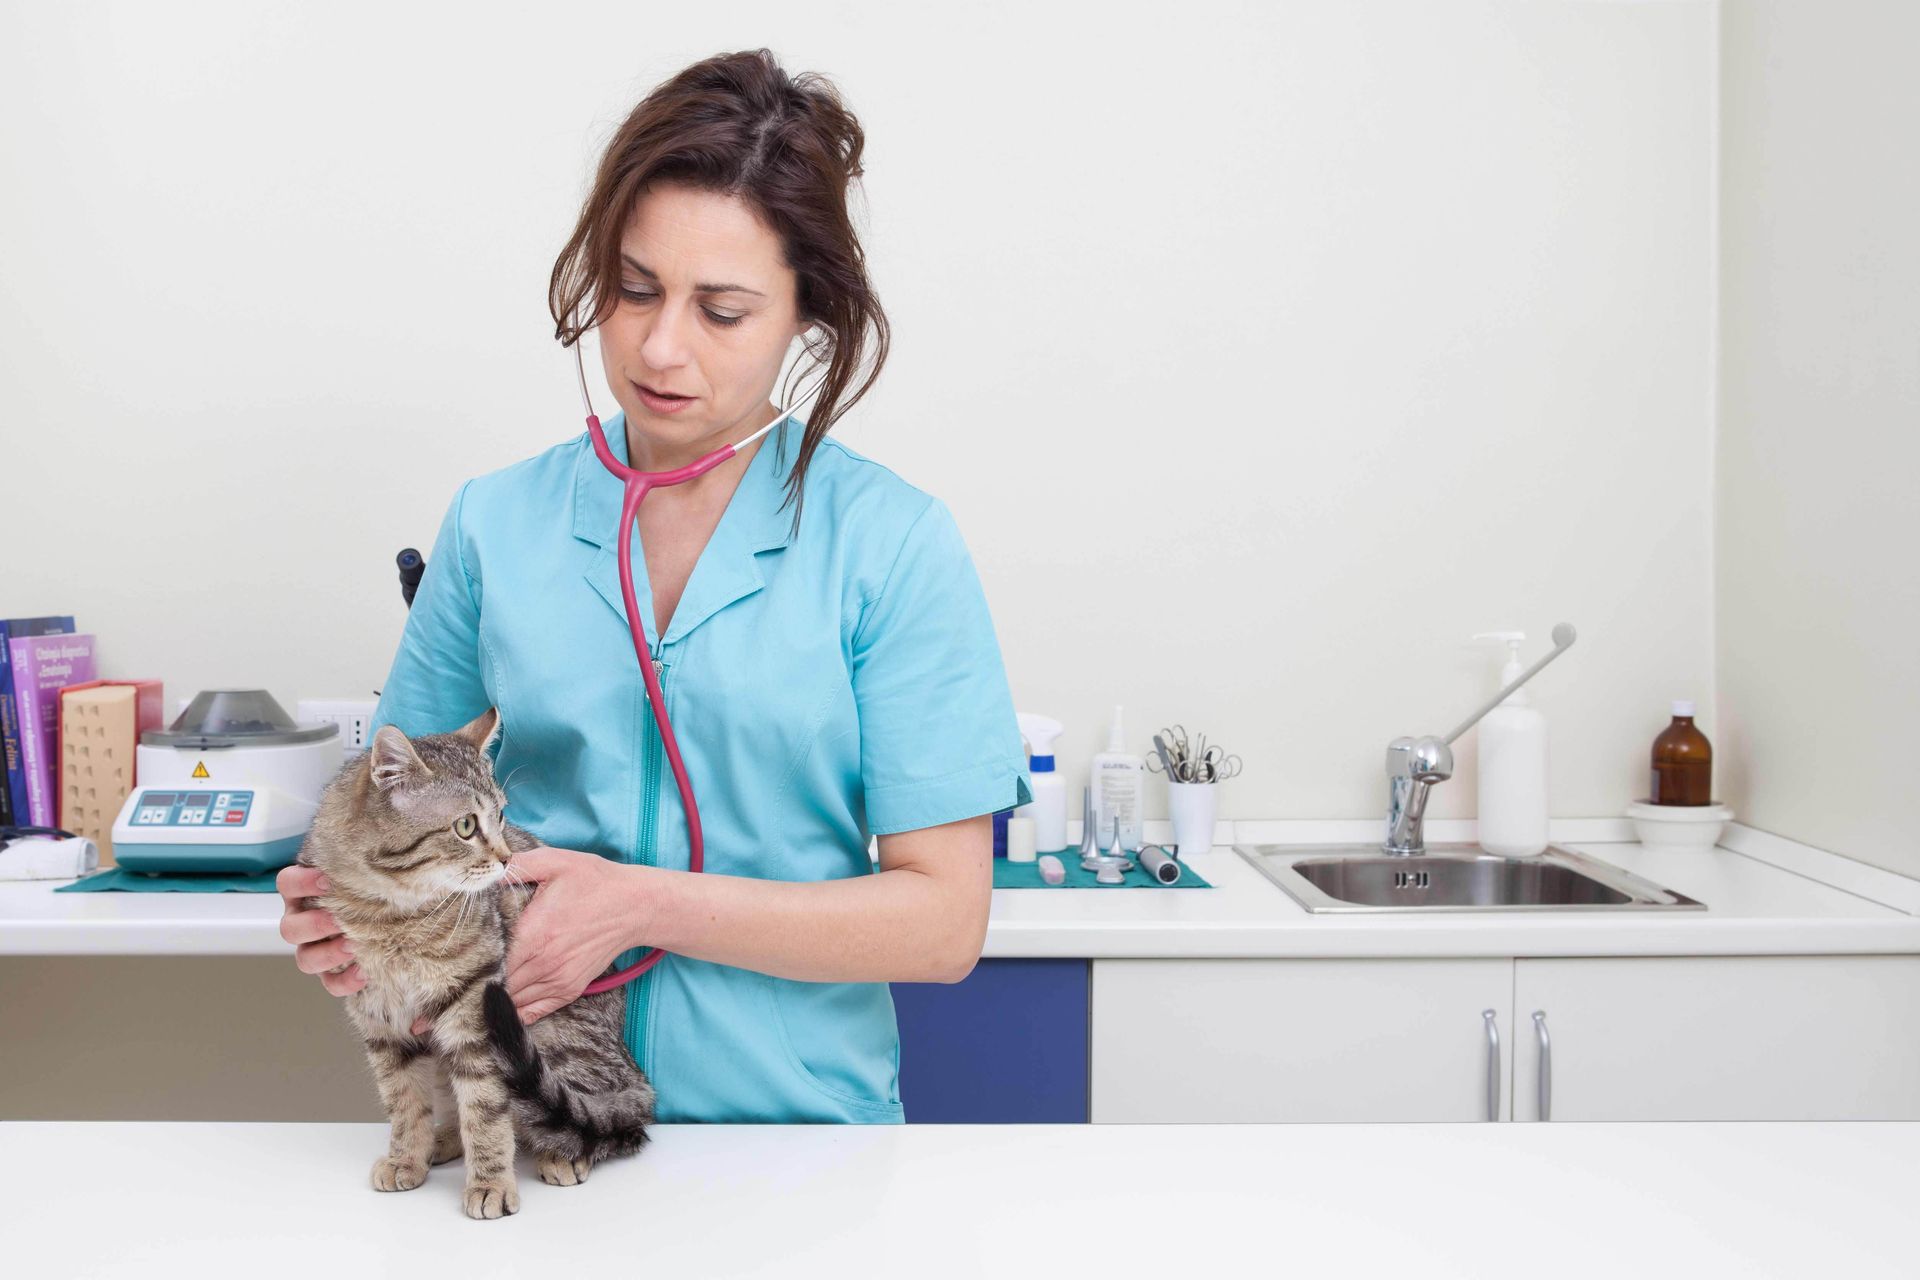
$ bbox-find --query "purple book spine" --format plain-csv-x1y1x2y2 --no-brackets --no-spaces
7,633,97,827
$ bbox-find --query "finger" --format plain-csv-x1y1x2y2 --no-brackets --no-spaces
276,864,329,902
512,978,568,1022
504,947,534,994
520,998,561,1025
279,907,344,947
294,934,356,976
503,846,566,882
504,933,547,994
320,963,366,997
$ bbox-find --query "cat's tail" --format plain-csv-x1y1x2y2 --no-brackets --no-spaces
482,981,653,1164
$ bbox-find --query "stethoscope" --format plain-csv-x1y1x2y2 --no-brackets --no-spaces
571,339,801,994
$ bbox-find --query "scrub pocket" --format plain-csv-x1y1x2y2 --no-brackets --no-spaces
760,972,905,1121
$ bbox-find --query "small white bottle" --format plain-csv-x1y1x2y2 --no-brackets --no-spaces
1090,704,1144,850
1013,712,1068,853
1473,632,1549,856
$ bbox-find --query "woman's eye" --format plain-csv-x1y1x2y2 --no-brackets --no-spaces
453,814,478,839
617,288,744,327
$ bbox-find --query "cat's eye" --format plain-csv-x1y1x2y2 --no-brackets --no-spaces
453,814,478,839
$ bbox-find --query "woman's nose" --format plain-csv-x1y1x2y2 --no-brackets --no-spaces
640,298,697,370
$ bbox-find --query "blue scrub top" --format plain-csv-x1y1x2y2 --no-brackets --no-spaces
367,411,1032,1123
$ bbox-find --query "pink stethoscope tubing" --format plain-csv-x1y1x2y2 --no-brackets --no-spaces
571,341,795,995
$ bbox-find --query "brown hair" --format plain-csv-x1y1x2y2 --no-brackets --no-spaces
550,49,890,535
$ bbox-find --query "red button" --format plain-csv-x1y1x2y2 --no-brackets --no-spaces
226,812,244,823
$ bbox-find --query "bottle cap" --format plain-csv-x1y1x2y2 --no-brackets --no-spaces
1671,699,1695,717
1106,703,1126,753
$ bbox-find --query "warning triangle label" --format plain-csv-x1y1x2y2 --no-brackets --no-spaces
192,761,210,779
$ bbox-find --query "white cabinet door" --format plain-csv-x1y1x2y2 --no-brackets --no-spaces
1091,958,1513,1122
1513,955,1920,1121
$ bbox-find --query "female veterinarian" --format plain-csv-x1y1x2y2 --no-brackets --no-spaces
275,49,1031,1123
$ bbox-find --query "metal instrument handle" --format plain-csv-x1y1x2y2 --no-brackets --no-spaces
1532,1010,1552,1121
1483,1009,1500,1122
1443,622,1578,746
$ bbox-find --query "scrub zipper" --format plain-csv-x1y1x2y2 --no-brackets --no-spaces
625,644,667,1080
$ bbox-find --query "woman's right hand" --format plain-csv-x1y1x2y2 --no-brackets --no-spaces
276,864,367,997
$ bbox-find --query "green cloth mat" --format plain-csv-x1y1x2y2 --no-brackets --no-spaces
55,867,284,893
993,853,1211,889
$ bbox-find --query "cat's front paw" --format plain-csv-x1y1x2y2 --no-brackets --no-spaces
463,1177,520,1219
370,1155,428,1192
537,1151,593,1186
429,1125,464,1165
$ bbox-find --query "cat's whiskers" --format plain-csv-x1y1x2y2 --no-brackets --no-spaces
414,886,465,928
447,883,482,942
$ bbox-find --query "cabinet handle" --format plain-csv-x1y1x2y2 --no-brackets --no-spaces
1532,1010,1552,1121
1482,1009,1500,1121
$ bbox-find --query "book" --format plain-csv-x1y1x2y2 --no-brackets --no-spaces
0,615,75,827
8,631,96,827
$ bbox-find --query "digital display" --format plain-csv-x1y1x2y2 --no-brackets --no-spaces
146,793,177,806
186,793,212,806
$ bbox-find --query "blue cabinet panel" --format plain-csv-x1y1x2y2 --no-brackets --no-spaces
892,958,1089,1123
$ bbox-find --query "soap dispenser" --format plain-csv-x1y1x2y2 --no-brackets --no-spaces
1472,632,1549,856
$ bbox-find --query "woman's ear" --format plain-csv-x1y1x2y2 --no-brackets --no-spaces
369,725,427,792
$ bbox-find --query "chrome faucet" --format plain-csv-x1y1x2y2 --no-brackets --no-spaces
1383,623,1578,856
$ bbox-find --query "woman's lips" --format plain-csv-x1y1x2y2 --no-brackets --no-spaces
633,380,696,415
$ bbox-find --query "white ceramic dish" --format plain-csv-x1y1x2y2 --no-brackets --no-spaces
1627,800,1733,851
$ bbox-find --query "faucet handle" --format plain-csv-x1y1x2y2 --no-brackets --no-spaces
1387,735,1453,783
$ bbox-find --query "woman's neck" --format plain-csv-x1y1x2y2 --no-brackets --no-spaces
624,403,780,477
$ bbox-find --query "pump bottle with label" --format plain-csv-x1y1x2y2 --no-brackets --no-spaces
1472,631,1550,856
1091,704,1144,850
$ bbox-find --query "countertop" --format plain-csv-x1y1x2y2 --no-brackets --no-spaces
3,1119,1913,1278
5,819,1918,959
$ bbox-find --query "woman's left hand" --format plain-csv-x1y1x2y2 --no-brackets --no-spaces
407,845,657,1035
502,845,658,1023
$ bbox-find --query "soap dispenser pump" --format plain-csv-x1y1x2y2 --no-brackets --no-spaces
1471,631,1550,856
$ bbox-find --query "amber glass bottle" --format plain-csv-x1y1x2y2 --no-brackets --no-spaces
1650,700,1713,805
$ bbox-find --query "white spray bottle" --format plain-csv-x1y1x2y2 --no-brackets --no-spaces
1472,631,1550,856
1014,712,1068,853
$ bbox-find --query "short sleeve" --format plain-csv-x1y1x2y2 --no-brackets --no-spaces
851,496,1033,835
367,480,491,742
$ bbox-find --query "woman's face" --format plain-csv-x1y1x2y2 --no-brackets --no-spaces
597,181,807,452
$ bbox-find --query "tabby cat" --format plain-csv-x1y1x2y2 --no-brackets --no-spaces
297,706,655,1219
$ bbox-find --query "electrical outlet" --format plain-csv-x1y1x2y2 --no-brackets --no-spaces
298,698,380,755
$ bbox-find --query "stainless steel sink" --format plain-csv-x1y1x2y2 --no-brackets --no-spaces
1234,842,1705,913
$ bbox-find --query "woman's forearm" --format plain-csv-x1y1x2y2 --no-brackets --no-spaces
625,863,971,984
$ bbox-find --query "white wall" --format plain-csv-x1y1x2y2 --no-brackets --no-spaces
0,1,1716,826
1717,1,1920,876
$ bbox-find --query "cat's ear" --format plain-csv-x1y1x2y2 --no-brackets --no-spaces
455,706,501,755
369,725,428,792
